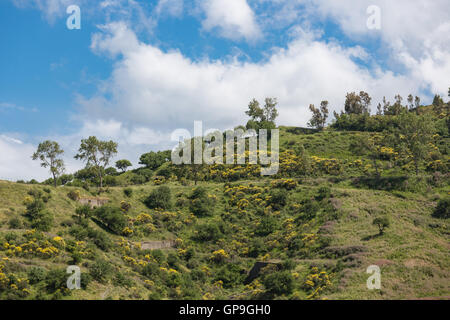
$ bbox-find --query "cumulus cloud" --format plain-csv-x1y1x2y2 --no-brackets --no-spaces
85,22,419,132
263,0,450,95
201,0,261,41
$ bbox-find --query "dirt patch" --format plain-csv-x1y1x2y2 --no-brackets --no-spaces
404,259,431,268
141,240,175,250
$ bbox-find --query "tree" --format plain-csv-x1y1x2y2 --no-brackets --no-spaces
373,216,390,235
432,94,444,114
245,99,264,121
344,91,371,114
390,112,436,175
139,150,171,170
74,136,118,189
245,97,279,129
307,101,329,130
32,141,65,187
115,159,132,173
376,103,383,115
387,94,405,115
263,97,279,123
407,94,414,110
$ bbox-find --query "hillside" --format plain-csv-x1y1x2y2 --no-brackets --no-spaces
0,123,449,300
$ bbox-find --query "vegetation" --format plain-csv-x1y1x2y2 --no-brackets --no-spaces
0,91,448,300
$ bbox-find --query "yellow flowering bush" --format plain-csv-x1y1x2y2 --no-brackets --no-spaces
211,249,229,263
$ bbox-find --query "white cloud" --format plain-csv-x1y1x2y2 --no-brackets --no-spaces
12,0,84,23
201,0,261,41
263,0,450,96
0,135,48,181
86,22,419,132
155,0,184,18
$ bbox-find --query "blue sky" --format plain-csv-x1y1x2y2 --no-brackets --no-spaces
0,0,449,180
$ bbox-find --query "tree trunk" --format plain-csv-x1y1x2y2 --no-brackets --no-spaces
53,173,57,188
100,174,103,190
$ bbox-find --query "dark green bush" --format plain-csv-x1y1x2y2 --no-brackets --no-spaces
255,216,278,236
189,186,214,217
268,189,288,210
123,188,133,197
215,264,245,288
27,267,47,284
144,186,172,210
263,271,294,297
89,259,113,283
432,198,450,219
192,222,222,242
8,217,22,229
94,205,128,234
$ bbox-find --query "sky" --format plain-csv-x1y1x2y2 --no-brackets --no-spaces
0,0,449,181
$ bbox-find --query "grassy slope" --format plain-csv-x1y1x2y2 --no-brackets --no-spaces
0,126,448,300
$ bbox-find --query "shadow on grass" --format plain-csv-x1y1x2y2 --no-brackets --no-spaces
90,217,118,235
362,233,383,241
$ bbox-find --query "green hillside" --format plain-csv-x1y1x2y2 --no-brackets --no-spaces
0,110,449,300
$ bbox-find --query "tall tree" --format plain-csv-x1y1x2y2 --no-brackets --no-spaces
407,94,414,110
32,141,65,188
263,97,279,122
307,101,329,130
245,99,264,122
390,112,436,175
74,136,118,189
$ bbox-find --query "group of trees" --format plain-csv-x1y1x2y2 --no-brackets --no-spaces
306,90,449,176
32,136,120,189
31,89,448,187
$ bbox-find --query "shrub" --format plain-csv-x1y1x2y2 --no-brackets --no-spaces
189,187,215,217
94,205,128,234
263,271,294,297
75,205,92,221
268,189,288,210
8,217,22,229
89,259,113,283
28,267,47,284
255,216,277,236
87,228,112,251
123,188,133,198
31,210,54,232
144,186,172,210
45,269,70,294
299,199,320,221
215,264,245,288
193,223,222,242
432,198,450,219
316,186,331,201
67,190,81,201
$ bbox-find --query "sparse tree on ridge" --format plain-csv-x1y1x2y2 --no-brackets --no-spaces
245,97,279,131
263,97,279,123
344,91,371,115
32,140,65,188
74,136,118,189
115,159,132,173
307,101,329,130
